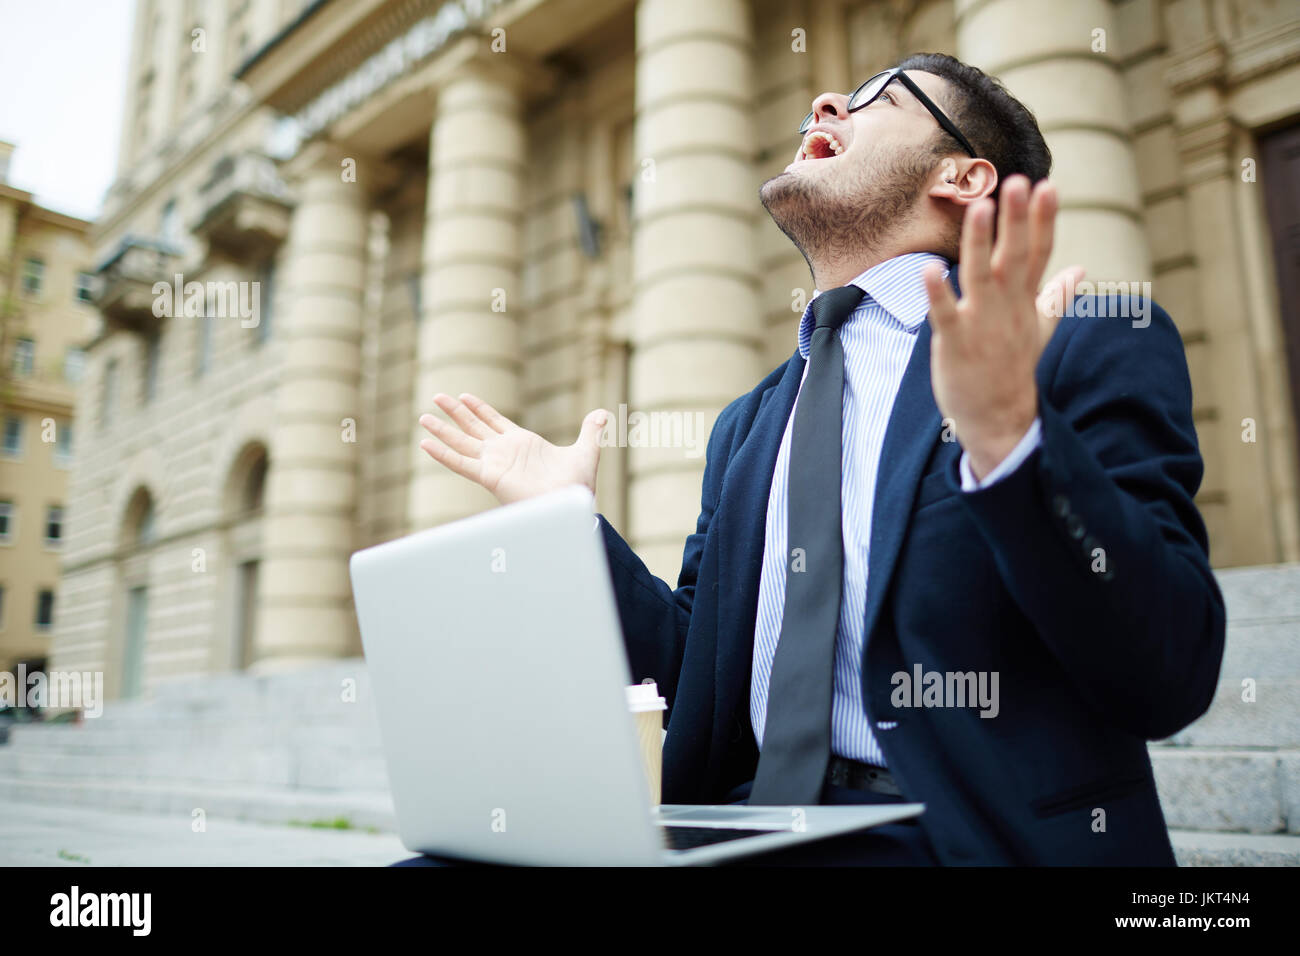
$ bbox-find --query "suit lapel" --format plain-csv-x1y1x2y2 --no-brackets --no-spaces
712,351,805,724
858,321,941,649
706,264,960,742
859,265,961,650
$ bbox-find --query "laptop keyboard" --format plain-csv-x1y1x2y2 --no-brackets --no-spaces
660,826,775,851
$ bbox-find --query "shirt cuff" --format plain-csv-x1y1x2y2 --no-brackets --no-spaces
959,417,1042,491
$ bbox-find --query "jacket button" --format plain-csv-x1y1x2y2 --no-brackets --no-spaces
1052,494,1070,518
1066,514,1085,539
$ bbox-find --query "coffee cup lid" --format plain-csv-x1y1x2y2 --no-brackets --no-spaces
625,681,667,711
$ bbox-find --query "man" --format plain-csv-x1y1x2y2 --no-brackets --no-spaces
414,52,1225,865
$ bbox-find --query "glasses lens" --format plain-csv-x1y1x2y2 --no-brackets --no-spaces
798,111,815,134
847,71,893,112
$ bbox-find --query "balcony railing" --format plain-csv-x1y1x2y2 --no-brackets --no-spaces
193,152,292,261
93,236,180,336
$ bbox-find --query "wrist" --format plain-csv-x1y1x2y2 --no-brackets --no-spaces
963,393,1038,481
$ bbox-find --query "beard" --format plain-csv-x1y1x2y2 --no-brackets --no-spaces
759,142,943,271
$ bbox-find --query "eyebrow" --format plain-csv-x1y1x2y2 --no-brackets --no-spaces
887,79,923,109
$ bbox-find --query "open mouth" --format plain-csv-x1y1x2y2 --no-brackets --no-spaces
798,130,845,162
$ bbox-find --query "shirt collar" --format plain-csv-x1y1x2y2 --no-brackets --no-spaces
797,252,951,358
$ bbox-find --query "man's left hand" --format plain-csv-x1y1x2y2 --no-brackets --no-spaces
923,175,1084,481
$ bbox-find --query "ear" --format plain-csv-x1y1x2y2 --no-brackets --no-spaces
927,156,998,207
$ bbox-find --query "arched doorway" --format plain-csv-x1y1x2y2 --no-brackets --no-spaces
221,442,268,670
117,487,156,699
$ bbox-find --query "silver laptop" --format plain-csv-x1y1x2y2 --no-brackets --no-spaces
349,484,924,866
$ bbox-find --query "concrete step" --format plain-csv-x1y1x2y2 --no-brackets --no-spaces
1150,747,1299,834
0,744,391,789
1169,829,1300,866
3,716,383,753
0,774,396,831
1219,619,1300,678
1216,563,1300,622
1156,679,1300,748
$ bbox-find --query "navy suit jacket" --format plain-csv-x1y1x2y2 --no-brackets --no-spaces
596,281,1226,865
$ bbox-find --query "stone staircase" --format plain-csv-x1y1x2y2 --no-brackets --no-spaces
1152,562,1300,865
0,660,396,832
0,565,1296,864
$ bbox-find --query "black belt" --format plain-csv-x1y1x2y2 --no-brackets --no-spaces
826,756,903,796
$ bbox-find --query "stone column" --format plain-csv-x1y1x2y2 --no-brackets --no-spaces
1167,58,1289,566
954,0,1150,281
252,142,368,670
631,0,764,578
407,58,530,530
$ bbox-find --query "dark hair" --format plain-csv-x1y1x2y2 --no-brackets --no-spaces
892,52,1052,197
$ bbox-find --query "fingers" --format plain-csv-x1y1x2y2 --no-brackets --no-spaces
958,198,995,304
419,411,481,459
1036,264,1085,341
432,393,494,440
991,175,1030,294
418,433,480,484
458,393,514,434
1036,264,1086,317
578,408,610,448
1025,179,1059,294
923,263,960,332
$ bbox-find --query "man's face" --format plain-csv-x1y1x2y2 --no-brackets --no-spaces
759,70,959,264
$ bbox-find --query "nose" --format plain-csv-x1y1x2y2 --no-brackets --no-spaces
808,91,851,126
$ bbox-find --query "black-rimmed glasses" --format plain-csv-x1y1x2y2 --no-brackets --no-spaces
798,69,978,159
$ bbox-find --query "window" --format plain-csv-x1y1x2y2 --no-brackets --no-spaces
256,263,274,344
64,347,85,383
160,199,180,246
143,335,160,402
0,501,13,542
102,359,118,427
21,258,44,297
75,271,95,303
54,422,72,467
196,306,212,376
2,416,22,458
34,589,54,631
45,506,63,546
12,338,34,376
136,500,155,546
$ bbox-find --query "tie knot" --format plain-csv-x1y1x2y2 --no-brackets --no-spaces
810,285,866,332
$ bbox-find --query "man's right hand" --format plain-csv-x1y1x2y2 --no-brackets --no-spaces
418,393,610,506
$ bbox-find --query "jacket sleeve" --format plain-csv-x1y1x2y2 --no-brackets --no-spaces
595,401,738,708
953,297,1226,740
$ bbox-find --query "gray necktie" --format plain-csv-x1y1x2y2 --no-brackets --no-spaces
749,284,865,805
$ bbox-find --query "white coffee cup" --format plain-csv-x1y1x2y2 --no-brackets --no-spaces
625,681,667,808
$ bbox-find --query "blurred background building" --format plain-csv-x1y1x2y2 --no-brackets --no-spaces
47,0,1300,692
0,141,95,678
1,0,1296,865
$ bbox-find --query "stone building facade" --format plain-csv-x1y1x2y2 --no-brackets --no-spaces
0,142,95,678
53,0,1300,695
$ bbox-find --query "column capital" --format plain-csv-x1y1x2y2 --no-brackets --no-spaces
1172,116,1243,183
413,34,558,104
281,138,402,196
1164,37,1228,94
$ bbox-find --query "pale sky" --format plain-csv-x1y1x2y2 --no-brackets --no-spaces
0,0,135,221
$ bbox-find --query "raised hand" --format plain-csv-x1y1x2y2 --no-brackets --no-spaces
924,175,1083,480
418,393,609,506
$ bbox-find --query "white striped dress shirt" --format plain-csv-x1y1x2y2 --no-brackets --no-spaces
750,252,945,767
749,251,1042,767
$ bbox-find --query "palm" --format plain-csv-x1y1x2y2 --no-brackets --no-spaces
476,425,597,504
419,393,607,506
